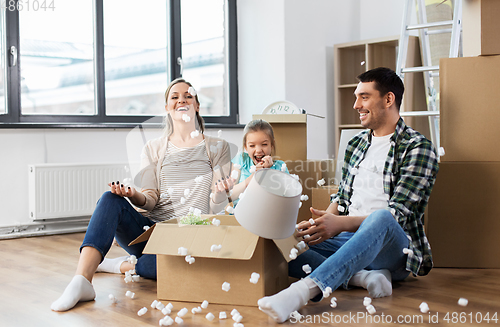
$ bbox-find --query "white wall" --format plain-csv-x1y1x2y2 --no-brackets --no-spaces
0,0,410,228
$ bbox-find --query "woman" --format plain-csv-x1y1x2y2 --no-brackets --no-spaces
51,78,232,311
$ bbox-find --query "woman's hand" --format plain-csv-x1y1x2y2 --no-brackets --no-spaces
108,181,136,198
212,176,235,204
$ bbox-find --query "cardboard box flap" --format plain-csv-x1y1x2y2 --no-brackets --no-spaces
253,113,307,123
273,233,309,263
128,223,156,246
143,223,260,260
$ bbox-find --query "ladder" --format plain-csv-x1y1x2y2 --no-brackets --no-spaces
396,0,462,155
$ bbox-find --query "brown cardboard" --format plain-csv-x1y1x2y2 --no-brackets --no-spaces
252,114,307,161
463,0,500,56
440,56,500,162
134,215,306,306
427,162,500,268
311,186,339,218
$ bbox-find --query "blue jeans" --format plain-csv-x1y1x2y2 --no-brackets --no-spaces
289,209,410,299
80,191,157,279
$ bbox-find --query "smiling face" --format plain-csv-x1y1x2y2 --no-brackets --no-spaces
353,81,391,135
165,82,199,120
244,130,273,165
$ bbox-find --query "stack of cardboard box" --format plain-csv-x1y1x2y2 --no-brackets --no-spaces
426,0,500,268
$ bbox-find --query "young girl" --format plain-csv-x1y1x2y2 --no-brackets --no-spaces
230,119,289,205
51,78,231,312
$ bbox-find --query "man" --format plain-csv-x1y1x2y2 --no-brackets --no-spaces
258,67,439,323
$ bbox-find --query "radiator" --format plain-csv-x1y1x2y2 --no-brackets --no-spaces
28,163,128,221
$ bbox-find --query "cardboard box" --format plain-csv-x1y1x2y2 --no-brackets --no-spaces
440,56,500,162
426,162,500,268
252,114,307,161
312,186,339,216
463,0,500,56
131,215,305,306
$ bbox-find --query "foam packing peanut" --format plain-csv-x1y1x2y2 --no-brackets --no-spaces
231,170,239,180
160,317,174,326
403,248,414,256
178,247,188,256
128,255,137,265
219,311,227,319
281,163,287,172
218,130,222,137
300,194,309,201
156,302,165,310
132,275,140,282
299,202,302,208
458,298,468,307
232,313,243,323
366,304,376,314
330,300,337,308
183,189,190,197
166,303,174,310
124,275,132,283
205,312,215,321
109,294,117,303
190,130,200,139
174,317,183,324
177,307,188,317
419,302,430,313
323,286,332,298
212,218,221,226
194,175,203,183
201,300,209,309
226,206,235,214
168,187,174,195
191,307,202,314
188,86,197,96
302,264,312,274
233,323,244,327
151,300,159,308
231,309,240,316
162,307,172,315
317,178,326,186
137,307,148,316
181,114,191,122
249,166,256,173
363,297,372,306
143,225,150,231
308,218,315,225
125,290,135,299
210,244,222,252
180,197,186,204
296,241,306,250
222,282,231,292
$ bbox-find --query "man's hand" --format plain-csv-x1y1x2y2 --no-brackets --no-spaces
296,207,348,246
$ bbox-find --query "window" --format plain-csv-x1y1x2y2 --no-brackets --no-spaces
0,0,238,127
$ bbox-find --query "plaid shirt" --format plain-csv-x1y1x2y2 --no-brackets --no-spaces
333,118,439,276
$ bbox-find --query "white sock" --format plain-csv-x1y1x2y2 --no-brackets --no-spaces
95,256,129,274
258,278,319,323
349,269,392,298
51,275,95,312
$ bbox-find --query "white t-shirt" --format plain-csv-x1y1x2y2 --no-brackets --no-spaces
348,133,392,217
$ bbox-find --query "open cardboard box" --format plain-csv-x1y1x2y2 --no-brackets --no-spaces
130,215,307,306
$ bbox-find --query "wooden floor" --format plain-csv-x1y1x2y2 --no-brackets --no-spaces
1,233,499,327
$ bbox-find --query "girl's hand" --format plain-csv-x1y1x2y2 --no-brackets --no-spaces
261,155,273,169
108,181,136,198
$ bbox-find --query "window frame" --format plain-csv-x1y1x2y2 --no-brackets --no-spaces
0,0,239,128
